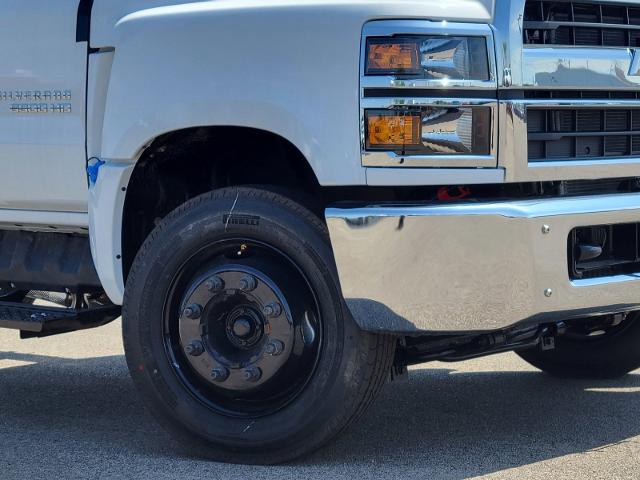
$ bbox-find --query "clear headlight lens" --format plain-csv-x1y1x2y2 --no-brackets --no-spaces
365,35,489,81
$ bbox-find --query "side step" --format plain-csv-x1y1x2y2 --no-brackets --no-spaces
0,301,121,338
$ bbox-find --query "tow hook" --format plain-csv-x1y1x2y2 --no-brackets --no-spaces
540,335,555,351
540,321,567,351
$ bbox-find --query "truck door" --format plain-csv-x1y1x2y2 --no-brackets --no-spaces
0,0,89,212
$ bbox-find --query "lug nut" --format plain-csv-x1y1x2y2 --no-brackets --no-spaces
211,367,230,382
182,304,202,319
243,366,262,382
544,288,553,297
205,276,225,292
184,340,204,357
263,302,282,317
265,340,285,356
239,275,257,292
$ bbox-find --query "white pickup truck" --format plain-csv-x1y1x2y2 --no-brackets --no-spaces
3,0,640,464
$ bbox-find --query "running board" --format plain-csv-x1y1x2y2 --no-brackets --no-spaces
0,301,121,338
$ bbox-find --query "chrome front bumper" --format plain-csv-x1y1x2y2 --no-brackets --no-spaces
326,194,640,334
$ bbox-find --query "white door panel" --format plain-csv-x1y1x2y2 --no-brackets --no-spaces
0,0,88,212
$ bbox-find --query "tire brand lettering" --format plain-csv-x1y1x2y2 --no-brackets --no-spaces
222,214,260,226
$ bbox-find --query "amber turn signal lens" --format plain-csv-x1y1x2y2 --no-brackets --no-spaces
365,38,420,75
366,113,421,150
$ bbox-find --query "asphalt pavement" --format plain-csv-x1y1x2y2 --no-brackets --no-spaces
2,319,640,479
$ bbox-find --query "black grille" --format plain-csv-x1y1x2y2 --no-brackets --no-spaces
561,178,629,195
524,90,640,99
527,107,640,161
524,1,640,47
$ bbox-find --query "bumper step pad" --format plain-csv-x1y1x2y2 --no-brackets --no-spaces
0,301,121,337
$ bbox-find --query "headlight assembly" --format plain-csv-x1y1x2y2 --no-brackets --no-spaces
365,35,490,81
365,107,491,155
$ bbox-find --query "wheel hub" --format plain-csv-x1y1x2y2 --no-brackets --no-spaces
178,267,294,392
225,307,264,349
232,318,251,337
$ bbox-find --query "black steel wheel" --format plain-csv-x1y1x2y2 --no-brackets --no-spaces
163,239,322,418
517,312,640,379
123,187,395,464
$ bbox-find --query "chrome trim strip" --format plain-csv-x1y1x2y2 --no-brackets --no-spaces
360,97,498,168
522,47,640,90
330,193,640,219
326,193,640,333
523,99,640,107
362,98,497,108
498,100,528,181
363,20,499,38
491,0,527,88
363,152,495,168
361,77,496,90
572,275,640,288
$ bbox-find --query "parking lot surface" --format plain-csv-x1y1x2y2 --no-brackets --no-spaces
1,319,640,479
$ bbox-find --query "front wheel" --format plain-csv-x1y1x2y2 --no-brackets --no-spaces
517,312,640,379
123,187,395,464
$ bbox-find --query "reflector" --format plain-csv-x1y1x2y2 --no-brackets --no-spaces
365,38,420,75
366,112,421,150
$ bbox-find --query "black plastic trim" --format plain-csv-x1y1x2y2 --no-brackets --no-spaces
76,0,94,43
498,90,526,100
0,231,102,292
363,88,497,99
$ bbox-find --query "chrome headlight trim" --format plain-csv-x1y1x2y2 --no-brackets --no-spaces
361,20,498,91
360,21,497,169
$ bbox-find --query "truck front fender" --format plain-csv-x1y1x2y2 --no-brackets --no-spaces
94,0,493,185
88,0,494,304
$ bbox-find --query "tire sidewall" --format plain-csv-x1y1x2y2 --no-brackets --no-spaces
518,313,640,378
123,189,365,458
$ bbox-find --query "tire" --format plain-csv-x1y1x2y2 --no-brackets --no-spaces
122,187,395,464
516,312,640,379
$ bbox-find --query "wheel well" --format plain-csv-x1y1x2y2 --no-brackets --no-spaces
122,126,321,280
122,126,579,284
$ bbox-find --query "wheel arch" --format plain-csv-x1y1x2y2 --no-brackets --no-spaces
93,1,368,187
89,125,321,305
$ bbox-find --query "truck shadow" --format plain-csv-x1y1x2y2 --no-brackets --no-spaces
312,365,640,476
1,350,639,478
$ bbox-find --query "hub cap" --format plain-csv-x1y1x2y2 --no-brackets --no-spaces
163,239,322,418
178,268,295,391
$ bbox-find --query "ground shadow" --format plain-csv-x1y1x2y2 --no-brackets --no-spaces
1,350,639,479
